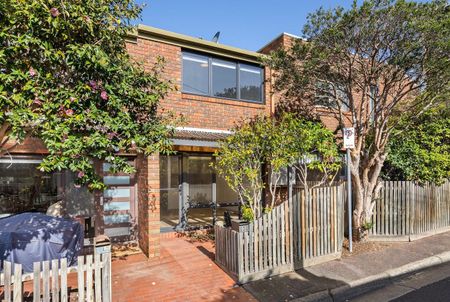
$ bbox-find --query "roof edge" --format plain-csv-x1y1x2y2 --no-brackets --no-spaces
136,24,264,64
257,32,306,53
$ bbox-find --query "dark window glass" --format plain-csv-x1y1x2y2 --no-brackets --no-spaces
181,51,264,103
212,59,237,99
315,82,349,111
240,64,262,102
369,85,378,122
182,53,209,95
0,160,94,218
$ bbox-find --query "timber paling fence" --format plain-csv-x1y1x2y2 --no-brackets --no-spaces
0,254,111,302
215,183,345,283
370,181,450,241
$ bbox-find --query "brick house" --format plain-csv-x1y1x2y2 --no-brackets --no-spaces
0,25,345,258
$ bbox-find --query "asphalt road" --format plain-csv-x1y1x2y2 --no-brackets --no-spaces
392,277,450,302
349,261,450,302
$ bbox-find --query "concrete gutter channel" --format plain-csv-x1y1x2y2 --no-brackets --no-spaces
292,251,450,302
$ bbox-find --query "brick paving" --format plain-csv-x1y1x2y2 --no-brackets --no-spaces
112,237,256,302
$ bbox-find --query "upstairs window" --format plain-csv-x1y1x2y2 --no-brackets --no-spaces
212,59,237,99
240,64,263,102
182,50,264,103
182,53,209,95
315,82,349,111
369,85,378,122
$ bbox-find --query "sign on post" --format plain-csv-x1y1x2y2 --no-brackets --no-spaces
343,127,354,253
343,127,355,149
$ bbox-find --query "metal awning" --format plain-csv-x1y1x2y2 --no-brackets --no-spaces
172,127,232,147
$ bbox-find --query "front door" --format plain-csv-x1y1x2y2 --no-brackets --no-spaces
159,153,239,232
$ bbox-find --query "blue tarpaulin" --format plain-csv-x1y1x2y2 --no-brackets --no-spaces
0,212,84,272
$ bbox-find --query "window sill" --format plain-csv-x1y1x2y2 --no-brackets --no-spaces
181,92,266,107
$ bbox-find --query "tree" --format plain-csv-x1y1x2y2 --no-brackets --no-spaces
383,104,450,184
213,115,271,220
278,114,341,195
266,0,449,238
0,0,176,189
213,113,340,220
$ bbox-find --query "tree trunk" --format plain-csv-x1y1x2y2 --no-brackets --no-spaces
350,153,386,241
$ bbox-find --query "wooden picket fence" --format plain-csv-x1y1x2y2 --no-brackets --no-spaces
215,183,345,283
292,184,345,267
0,254,111,302
370,181,450,241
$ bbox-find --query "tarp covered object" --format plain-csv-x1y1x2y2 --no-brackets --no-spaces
0,212,84,272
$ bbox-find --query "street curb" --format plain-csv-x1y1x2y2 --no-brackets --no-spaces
292,250,450,302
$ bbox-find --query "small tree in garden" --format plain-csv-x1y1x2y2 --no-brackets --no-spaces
278,114,341,194
213,116,271,221
383,104,450,184
0,0,176,189
214,113,340,221
266,0,449,239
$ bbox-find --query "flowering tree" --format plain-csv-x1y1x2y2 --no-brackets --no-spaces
0,0,175,189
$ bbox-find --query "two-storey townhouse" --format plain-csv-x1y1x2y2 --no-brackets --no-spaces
0,25,344,258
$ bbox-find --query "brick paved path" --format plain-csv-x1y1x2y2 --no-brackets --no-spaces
112,237,256,302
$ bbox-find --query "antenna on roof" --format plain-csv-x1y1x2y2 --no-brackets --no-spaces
212,31,220,43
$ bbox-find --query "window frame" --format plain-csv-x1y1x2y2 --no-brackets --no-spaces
181,50,265,104
314,82,350,112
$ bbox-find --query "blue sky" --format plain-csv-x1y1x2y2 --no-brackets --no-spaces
137,1,358,51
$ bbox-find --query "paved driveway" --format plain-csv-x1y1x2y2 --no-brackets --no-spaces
112,237,256,302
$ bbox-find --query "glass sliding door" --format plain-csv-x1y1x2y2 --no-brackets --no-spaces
184,155,214,227
160,155,181,231
159,152,240,231
215,174,239,223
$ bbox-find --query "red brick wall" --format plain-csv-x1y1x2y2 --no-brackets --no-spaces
126,37,272,130
259,34,353,133
135,153,161,258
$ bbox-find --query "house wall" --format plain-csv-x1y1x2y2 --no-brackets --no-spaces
2,29,356,259
259,33,353,133
126,35,273,257
126,37,272,131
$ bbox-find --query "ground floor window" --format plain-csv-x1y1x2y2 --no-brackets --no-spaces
0,158,94,217
0,156,137,243
159,153,239,232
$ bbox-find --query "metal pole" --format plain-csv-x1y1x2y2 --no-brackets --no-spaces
347,148,353,253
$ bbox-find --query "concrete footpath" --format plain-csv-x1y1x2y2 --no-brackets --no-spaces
243,231,450,302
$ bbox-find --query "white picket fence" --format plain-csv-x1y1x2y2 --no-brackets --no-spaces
1,254,111,302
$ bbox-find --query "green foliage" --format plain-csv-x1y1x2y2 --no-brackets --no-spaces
264,0,449,232
213,115,269,219
361,221,374,231
277,113,341,184
383,105,450,184
241,205,254,222
213,113,340,220
0,0,176,189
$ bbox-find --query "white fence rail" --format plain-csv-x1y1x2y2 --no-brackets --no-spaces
1,254,111,302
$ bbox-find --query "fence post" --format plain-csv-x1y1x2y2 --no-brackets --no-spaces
4,261,12,302
288,166,294,269
13,264,22,302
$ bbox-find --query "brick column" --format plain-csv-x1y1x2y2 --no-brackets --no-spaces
136,153,161,258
